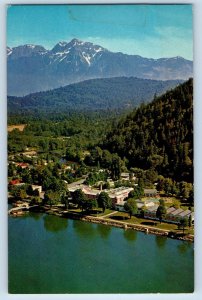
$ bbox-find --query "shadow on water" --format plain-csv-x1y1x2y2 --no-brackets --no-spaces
73,219,96,238
155,235,167,249
96,224,111,239
123,229,137,242
43,215,68,233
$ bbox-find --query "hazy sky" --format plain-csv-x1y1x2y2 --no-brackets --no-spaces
7,4,193,60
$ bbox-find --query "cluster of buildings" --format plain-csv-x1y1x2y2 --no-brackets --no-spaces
9,180,44,199
68,182,194,225
8,159,194,226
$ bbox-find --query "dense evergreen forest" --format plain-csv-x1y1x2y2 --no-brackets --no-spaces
100,78,193,183
8,77,182,114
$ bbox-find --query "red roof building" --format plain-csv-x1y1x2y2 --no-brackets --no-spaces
9,179,21,185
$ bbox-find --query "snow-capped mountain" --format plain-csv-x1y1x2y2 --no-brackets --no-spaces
7,44,47,59
7,38,193,96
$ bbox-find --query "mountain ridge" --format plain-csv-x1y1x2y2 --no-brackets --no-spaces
7,76,184,114
7,38,193,96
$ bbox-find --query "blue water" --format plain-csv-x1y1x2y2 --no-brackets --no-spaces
8,213,194,294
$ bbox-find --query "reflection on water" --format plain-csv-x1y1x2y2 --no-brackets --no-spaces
177,241,192,254
73,219,96,238
43,215,68,233
96,224,111,239
155,235,167,249
123,229,137,242
29,212,42,221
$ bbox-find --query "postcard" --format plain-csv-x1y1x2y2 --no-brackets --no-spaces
7,4,194,294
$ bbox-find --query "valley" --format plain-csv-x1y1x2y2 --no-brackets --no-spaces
8,79,194,241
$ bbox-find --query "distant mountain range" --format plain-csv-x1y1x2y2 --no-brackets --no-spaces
7,38,193,96
8,77,183,114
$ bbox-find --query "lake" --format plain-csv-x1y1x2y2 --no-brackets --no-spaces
8,213,194,294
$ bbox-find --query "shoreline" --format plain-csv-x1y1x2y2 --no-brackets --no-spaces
9,204,194,243
67,213,193,243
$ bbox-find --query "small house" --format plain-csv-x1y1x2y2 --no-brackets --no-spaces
144,189,157,197
120,172,136,181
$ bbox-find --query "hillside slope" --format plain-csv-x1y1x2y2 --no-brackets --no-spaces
102,79,193,182
7,77,182,114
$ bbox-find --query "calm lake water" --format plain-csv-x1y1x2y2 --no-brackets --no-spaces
8,213,194,294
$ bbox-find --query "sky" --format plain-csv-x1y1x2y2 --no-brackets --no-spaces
7,4,193,60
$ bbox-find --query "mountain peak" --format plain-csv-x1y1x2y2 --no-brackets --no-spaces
8,44,47,59
69,38,83,45
7,39,193,96
58,41,68,47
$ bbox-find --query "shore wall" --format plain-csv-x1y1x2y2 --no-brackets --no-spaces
9,205,194,242
81,215,193,242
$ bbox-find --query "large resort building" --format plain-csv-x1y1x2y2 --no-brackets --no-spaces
68,183,133,207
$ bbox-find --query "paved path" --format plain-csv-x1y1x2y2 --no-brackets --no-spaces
100,211,118,219
91,211,171,233
92,213,170,232
8,205,38,214
103,217,170,232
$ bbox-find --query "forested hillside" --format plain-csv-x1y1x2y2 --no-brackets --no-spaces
102,78,193,182
8,77,182,114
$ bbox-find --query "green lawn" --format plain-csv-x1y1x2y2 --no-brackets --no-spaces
106,211,194,234
68,207,113,217
64,208,194,235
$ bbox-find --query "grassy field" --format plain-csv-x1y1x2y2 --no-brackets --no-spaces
68,207,113,217
8,124,26,132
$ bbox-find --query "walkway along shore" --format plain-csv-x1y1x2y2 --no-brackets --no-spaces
79,215,193,243
9,205,194,243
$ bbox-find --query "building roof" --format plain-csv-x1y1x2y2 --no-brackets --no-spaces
82,187,99,196
9,179,21,185
108,187,133,196
170,208,184,216
144,189,157,194
166,207,176,214
178,210,191,218
121,172,130,177
32,184,42,188
39,192,45,199
137,203,144,209
16,162,29,167
69,185,133,199
146,204,159,212
145,201,155,207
